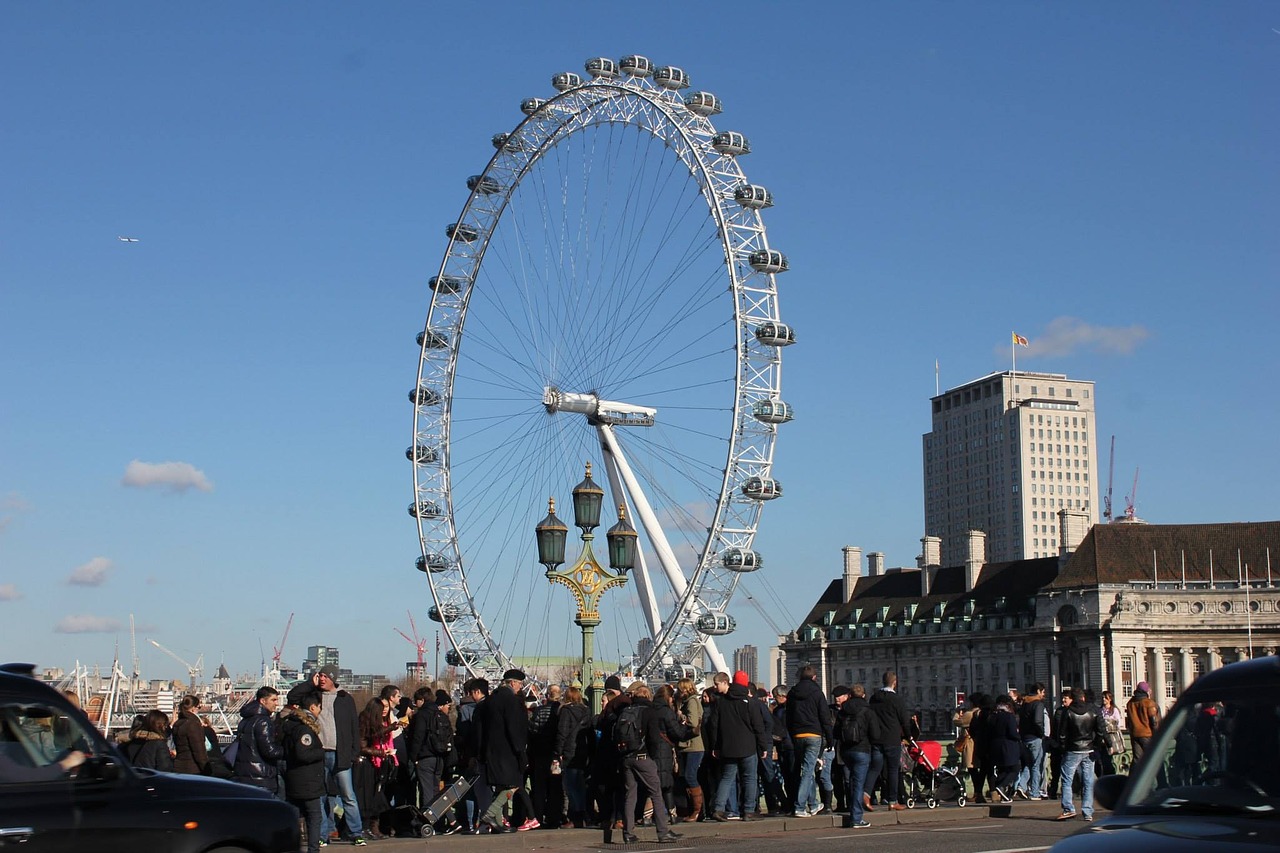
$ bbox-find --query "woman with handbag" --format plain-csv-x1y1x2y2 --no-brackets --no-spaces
1098,690,1125,775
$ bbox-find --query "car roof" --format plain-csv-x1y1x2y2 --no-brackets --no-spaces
1180,654,1280,703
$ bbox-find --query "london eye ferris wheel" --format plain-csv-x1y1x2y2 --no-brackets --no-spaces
409,55,795,683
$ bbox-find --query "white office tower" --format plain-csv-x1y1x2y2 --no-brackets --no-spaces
923,370,1098,567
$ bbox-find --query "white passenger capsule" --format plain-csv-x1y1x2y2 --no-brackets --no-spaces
752,399,794,425
733,184,772,209
619,55,653,77
416,553,453,573
409,500,443,519
754,322,796,347
428,604,460,623
742,477,782,500
446,222,479,243
585,57,619,78
711,131,750,156
653,66,690,90
696,612,736,636
467,175,502,195
406,444,439,464
416,329,450,349
520,97,547,116
684,91,722,116
429,275,464,294
721,548,763,572
748,250,789,274
552,72,582,91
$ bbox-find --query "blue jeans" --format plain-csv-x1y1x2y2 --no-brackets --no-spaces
818,747,834,796
871,743,902,805
563,767,587,816
679,750,704,790
1016,738,1045,798
321,750,364,837
793,738,823,812
1059,750,1094,818
841,748,871,825
713,755,759,816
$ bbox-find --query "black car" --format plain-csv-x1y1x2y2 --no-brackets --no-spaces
0,663,299,853
1049,655,1280,853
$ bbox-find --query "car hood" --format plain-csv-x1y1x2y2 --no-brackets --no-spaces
1052,814,1280,853
131,769,276,801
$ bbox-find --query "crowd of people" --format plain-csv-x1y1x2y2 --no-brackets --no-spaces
113,664,1177,849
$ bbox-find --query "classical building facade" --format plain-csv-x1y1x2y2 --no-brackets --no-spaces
778,521,1279,738
924,370,1098,566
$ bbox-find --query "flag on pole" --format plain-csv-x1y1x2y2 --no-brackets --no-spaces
1012,332,1029,347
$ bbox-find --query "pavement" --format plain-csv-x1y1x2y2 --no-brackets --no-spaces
353,798,1093,850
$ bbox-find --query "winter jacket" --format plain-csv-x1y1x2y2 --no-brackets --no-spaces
527,700,560,756
123,731,174,771
232,699,284,787
1017,698,1049,740
554,701,592,768
785,678,832,743
704,684,767,760
869,687,912,747
985,705,1021,767
479,684,528,788
407,704,453,761
1060,702,1105,753
1126,691,1160,738
836,695,882,754
171,710,209,775
592,693,632,776
281,709,327,801
772,703,792,752
676,693,703,752
645,696,693,780
321,689,361,772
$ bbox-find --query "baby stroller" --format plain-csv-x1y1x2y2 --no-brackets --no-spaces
902,739,967,809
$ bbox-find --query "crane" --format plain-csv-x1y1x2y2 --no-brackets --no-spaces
1124,467,1140,521
1103,435,1116,522
147,638,204,691
395,610,428,679
271,612,294,673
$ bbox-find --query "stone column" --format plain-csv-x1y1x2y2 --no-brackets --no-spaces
1206,646,1222,673
1234,647,1248,664
1178,647,1194,692
1150,647,1167,711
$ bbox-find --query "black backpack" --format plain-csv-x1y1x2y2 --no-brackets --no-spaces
615,705,646,754
428,709,454,756
839,706,867,747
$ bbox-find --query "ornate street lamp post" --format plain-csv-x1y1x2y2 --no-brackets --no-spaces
535,462,637,714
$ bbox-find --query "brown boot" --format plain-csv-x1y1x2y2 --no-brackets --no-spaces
682,786,704,822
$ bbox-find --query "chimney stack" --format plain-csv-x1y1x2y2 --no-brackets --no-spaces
920,536,942,568
964,530,987,592
868,552,885,577
1058,509,1090,560
842,546,862,601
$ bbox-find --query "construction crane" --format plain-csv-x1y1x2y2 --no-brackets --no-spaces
395,610,428,680
272,613,294,673
147,638,204,691
1124,467,1140,521
1103,435,1116,522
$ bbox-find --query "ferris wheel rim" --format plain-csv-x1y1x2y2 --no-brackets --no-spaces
410,59,789,681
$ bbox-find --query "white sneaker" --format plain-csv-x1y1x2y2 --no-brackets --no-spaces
810,803,825,816
792,810,810,818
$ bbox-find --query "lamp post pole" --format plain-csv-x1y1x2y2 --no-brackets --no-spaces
535,463,637,715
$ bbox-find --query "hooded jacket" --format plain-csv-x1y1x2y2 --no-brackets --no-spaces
171,709,209,775
233,698,284,787
785,678,832,743
869,686,912,747
123,730,174,771
281,708,327,800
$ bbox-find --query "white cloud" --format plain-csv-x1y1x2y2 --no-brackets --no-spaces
68,557,113,587
0,584,21,601
55,614,124,634
1015,317,1150,359
121,460,214,493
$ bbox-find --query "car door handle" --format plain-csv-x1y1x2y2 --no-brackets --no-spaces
0,826,34,845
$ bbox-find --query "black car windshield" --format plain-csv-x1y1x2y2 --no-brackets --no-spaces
1124,695,1280,816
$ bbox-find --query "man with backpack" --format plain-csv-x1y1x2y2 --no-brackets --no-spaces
407,686,455,811
836,684,881,829
616,683,682,843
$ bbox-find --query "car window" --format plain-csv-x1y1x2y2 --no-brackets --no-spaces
1125,696,1280,815
0,701,96,783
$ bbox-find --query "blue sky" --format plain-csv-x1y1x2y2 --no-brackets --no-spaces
2,2,1277,684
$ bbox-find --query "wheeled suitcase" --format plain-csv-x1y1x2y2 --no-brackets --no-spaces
420,774,474,837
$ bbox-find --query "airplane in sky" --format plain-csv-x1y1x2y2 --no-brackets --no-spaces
117,236,139,242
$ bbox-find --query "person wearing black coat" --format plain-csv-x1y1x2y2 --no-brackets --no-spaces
314,665,365,842
233,688,284,794
984,694,1022,801
867,671,912,808
648,686,694,821
770,687,795,813
527,685,564,828
618,685,682,843
171,696,209,775
282,689,328,853
836,685,882,828
123,710,174,772
554,686,593,827
478,670,530,832
706,673,768,821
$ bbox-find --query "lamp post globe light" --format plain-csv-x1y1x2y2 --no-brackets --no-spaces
535,462,635,714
